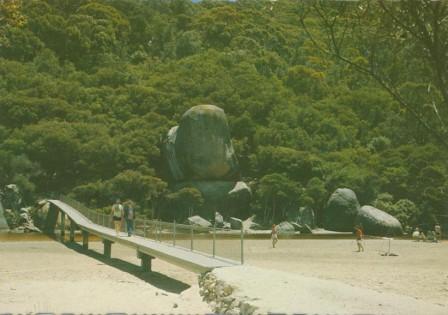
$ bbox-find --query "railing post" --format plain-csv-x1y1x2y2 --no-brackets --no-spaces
190,224,194,251
213,222,216,257
173,220,176,246
143,219,147,238
240,225,244,265
96,211,99,225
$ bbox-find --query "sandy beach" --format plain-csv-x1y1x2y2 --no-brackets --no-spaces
0,236,210,314
1,235,447,313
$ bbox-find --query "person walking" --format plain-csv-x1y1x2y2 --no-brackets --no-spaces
355,224,364,252
111,199,123,236
435,224,442,241
271,224,278,248
123,200,135,237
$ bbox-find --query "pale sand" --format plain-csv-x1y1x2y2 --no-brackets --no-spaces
1,236,447,314
0,239,211,313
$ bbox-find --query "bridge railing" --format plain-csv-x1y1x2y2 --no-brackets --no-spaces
59,196,244,263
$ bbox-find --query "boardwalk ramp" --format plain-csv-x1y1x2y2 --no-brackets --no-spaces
47,200,237,273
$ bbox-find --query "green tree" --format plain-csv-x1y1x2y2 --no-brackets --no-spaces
256,173,302,224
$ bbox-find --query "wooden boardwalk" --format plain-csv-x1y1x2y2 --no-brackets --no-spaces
47,199,238,273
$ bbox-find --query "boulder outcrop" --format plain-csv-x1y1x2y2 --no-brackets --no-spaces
164,105,251,221
324,188,360,232
355,205,403,236
168,105,240,181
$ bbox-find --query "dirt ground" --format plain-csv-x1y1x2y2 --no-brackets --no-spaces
0,234,447,313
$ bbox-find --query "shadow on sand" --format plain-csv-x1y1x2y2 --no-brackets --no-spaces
62,240,191,294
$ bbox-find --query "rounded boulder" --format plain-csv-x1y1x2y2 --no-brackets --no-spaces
324,188,360,232
355,205,403,236
174,105,240,181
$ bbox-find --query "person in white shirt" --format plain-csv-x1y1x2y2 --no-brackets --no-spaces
111,199,123,236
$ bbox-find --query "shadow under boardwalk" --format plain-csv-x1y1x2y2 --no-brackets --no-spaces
63,241,191,294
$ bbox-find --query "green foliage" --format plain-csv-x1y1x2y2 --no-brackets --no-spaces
0,0,447,227
163,187,204,220
256,173,302,223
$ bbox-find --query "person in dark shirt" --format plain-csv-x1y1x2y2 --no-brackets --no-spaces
123,200,135,237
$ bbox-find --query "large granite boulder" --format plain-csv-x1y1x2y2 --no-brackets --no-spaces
164,105,251,220
170,105,240,181
355,205,403,236
324,188,360,232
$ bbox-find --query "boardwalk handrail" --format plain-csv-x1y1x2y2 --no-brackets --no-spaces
59,195,244,263
47,198,240,273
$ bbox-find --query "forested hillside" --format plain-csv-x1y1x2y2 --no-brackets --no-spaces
1,0,447,229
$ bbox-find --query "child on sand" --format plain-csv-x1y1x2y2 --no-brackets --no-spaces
271,224,278,248
355,225,364,252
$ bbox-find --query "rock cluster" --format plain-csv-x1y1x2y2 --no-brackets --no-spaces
199,272,257,315
164,105,251,220
0,184,42,232
324,188,403,236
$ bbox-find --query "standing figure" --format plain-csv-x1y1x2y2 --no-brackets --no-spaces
412,227,420,241
355,225,364,252
435,224,442,241
124,200,135,237
271,224,278,248
111,199,123,236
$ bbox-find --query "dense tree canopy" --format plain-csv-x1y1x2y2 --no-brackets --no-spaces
0,0,447,229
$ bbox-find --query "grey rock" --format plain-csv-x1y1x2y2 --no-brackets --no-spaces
188,215,212,228
277,221,295,233
228,181,251,199
301,223,313,234
355,205,403,236
230,217,242,230
324,188,360,232
174,105,239,181
243,215,263,231
163,105,252,220
291,222,303,231
291,222,312,234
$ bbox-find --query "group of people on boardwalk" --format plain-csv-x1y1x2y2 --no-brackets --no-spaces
111,199,135,237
